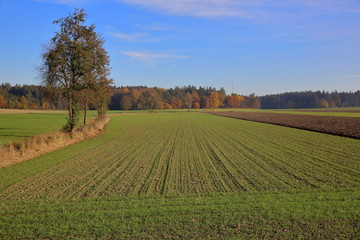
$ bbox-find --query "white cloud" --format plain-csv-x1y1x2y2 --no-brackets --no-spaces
106,31,167,43
122,51,188,63
106,32,146,41
118,0,260,18
117,0,360,18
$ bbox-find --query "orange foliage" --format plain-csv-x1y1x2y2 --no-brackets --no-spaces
226,94,244,108
121,87,130,94
130,89,141,100
0,95,6,108
192,101,200,109
30,102,38,110
206,92,220,110
163,103,172,109
171,98,183,109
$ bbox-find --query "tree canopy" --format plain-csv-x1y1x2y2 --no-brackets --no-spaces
40,9,111,131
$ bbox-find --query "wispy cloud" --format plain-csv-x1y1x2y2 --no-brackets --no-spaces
106,31,166,43
106,32,146,41
35,0,91,4
122,51,188,64
117,0,360,18
137,22,171,32
118,0,258,18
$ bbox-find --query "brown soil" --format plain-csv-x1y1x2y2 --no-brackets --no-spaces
211,112,360,139
0,109,67,114
292,109,360,113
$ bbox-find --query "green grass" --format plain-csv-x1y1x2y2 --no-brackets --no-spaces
0,111,98,145
1,191,358,239
0,113,66,145
0,112,359,239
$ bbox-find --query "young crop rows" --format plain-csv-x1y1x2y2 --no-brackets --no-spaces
1,113,359,200
0,112,359,239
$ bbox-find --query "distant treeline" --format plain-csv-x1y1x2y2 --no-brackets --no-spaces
0,83,67,110
109,86,260,110
0,83,359,110
0,84,259,110
260,91,360,109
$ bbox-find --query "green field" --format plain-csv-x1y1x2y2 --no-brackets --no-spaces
0,111,98,145
0,113,67,145
0,113,359,239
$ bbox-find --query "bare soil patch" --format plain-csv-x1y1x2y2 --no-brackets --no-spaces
212,111,360,139
0,109,66,114
292,109,360,113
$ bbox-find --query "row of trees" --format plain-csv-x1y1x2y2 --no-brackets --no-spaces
3,84,360,112
0,85,259,111
109,86,260,111
0,83,67,110
260,91,360,109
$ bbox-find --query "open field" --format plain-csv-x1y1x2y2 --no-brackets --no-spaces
0,112,359,238
0,113,67,145
212,111,360,139
0,110,98,145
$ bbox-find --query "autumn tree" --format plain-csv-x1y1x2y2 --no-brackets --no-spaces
30,102,38,110
120,95,132,112
225,94,244,108
92,77,113,118
192,101,200,110
249,93,261,108
130,89,142,110
8,100,15,109
20,96,29,109
162,102,172,109
171,98,183,109
191,91,200,110
141,88,163,112
0,95,6,108
206,92,220,111
320,99,329,108
183,92,193,111
40,9,110,131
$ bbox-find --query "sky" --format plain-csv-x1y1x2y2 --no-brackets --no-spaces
0,0,359,96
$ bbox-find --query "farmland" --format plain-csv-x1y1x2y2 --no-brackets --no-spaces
0,112,359,239
212,111,360,139
0,110,97,145
0,112,66,145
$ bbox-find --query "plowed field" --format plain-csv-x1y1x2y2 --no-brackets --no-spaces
212,111,360,139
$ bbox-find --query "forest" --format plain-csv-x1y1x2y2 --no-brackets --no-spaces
1,83,360,110
0,84,259,110
261,91,360,109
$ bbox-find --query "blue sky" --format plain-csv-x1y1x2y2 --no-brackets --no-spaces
0,0,359,95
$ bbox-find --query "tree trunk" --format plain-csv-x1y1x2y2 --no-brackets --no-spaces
68,97,73,122
83,101,88,125
67,95,76,132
